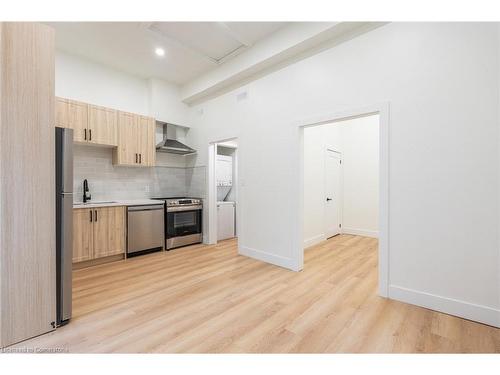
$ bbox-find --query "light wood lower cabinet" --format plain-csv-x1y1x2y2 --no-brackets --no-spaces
93,207,126,258
73,206,125,264
73,208,94,263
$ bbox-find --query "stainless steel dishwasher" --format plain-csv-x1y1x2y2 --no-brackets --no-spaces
127,204,165,256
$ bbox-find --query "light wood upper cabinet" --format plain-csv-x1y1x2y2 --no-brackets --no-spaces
93,206,125,259
56,97,88,143
73,208,94,263
73,206,125,264
56,97,157,166
56,97,118,147
138,115,156,167
113,112,156,167
114,111,139,166
88,104,118,146
55,97,72,129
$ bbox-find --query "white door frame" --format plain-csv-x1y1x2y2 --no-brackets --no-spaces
207,137,239,245
324,148,343,238
295,103,389,297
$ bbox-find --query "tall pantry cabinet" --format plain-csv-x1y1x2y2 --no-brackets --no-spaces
0,23,56,348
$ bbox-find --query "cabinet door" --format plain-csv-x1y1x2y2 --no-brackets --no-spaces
93,206,125,259
55,97,72,129
114,111,138,166
73,209,94,263
68,99,88,143
138,115,156,166
0,22,56,348
88,104,118,146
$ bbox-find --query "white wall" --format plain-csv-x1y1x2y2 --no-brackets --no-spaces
186,23,500,327
56,51,192,169
303,115,379,247
148,78,189,125
56,51,150,115
342,116,379,237
56,51,190,124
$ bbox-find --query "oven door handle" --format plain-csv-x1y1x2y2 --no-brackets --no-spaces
167,205,202,212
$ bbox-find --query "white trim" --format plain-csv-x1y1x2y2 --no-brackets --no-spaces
206,143,217,244
389,285,500,328
342,227,378,238
304,234,327,249
295,102,390,297
239,246,299,271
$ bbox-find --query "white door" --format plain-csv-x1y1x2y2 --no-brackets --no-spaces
325,149,342,238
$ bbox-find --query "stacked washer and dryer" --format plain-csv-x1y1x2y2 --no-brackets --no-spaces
216,152,236,241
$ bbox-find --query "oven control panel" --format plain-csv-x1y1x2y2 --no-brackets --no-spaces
165,198,202,207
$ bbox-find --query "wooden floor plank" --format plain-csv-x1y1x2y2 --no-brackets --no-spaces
11,235,500,353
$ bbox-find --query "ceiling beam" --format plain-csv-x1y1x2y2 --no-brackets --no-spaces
180,22,388,105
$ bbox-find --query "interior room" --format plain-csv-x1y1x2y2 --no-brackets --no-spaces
303,114,379,249
0,19,499,357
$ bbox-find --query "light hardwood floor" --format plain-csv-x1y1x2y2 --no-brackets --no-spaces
13,235,500,353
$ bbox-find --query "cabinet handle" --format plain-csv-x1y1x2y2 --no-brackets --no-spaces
89,129,92,141
94,210,98,222
135,153,138,163
139,154,142,164
89,210,92,222
84,128,87,141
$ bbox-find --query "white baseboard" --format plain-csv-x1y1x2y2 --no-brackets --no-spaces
389,285,500,328
303,234,326,249
342,227,378,238
239,246,298,271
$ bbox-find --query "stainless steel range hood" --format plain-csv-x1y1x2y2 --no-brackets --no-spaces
156,121,196,155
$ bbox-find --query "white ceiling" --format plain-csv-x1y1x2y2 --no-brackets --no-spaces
48,22,287,85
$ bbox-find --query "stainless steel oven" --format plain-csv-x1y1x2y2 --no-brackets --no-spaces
153,197,203,250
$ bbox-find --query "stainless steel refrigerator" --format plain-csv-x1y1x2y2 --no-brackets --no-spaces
55,127,73,326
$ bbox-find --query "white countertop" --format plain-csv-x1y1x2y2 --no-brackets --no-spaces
73,199,164,209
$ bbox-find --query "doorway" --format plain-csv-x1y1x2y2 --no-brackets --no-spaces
297,103,389,296
207,138,239,245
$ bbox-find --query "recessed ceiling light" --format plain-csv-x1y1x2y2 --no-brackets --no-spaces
155,47,165,57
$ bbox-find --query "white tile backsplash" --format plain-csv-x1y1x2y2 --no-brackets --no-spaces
73,145,206,202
